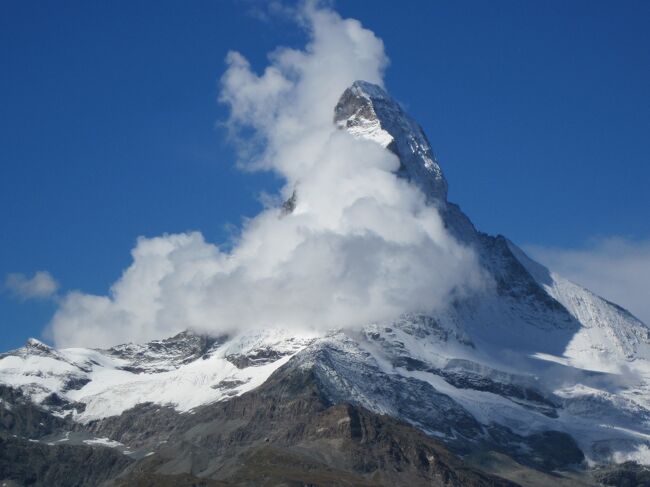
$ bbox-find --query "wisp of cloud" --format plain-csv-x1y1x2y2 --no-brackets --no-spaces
526,237,650,325
47,3,483,348
4,271,59,301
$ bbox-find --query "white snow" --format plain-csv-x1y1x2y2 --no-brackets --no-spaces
83,437,124,448
341,115,394,148
0,328,317,422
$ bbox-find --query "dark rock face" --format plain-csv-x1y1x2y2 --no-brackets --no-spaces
226,347,291,369
112,473,229,486
524,431,585,471
281,189,297,216
0,385,71,439
594,461,650,487
117,365,518,487
0,436,132,487
61,376,92,392
77,402,181,450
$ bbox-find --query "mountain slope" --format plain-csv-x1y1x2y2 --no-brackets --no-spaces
2,80,650,485
113,363,519,487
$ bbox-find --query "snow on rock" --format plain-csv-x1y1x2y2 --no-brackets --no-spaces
508,240,650,368
0,328,317,422
83,437,124,448
335,80,448,202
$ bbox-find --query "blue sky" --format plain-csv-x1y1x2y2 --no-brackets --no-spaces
1,0,649,350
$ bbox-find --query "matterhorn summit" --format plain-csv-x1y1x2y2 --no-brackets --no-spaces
1,81,649,486
335,80,449,202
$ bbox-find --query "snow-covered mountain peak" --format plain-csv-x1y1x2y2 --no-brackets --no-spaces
345,80,391,102
24,338,57,356
2,337,67,364
334,80,448,201
3,82,650,480
26,337,49,348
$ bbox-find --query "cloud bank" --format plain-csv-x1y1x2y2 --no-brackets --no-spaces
47,3,482,348
4,271,59,301
526,237,650,325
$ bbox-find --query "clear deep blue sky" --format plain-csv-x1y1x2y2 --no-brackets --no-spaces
1,1,649,350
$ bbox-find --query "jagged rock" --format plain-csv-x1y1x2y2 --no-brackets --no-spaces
335,80,448,201
118,364,518,487
0,436,132,487
594,461,650,487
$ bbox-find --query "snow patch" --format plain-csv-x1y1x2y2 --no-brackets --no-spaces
83,437,124,448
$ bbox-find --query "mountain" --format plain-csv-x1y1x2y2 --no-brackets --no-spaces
2,81,650,487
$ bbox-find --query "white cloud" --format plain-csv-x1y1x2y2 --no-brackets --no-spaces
611,444,650,464
525,237,650,325
4,271,59,301
46,3,484,348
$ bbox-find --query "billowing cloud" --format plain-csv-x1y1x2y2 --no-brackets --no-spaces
526,237,650,325
4,271,59,301
46,3,484,348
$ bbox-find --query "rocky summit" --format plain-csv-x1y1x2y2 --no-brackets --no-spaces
2,82,650,486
